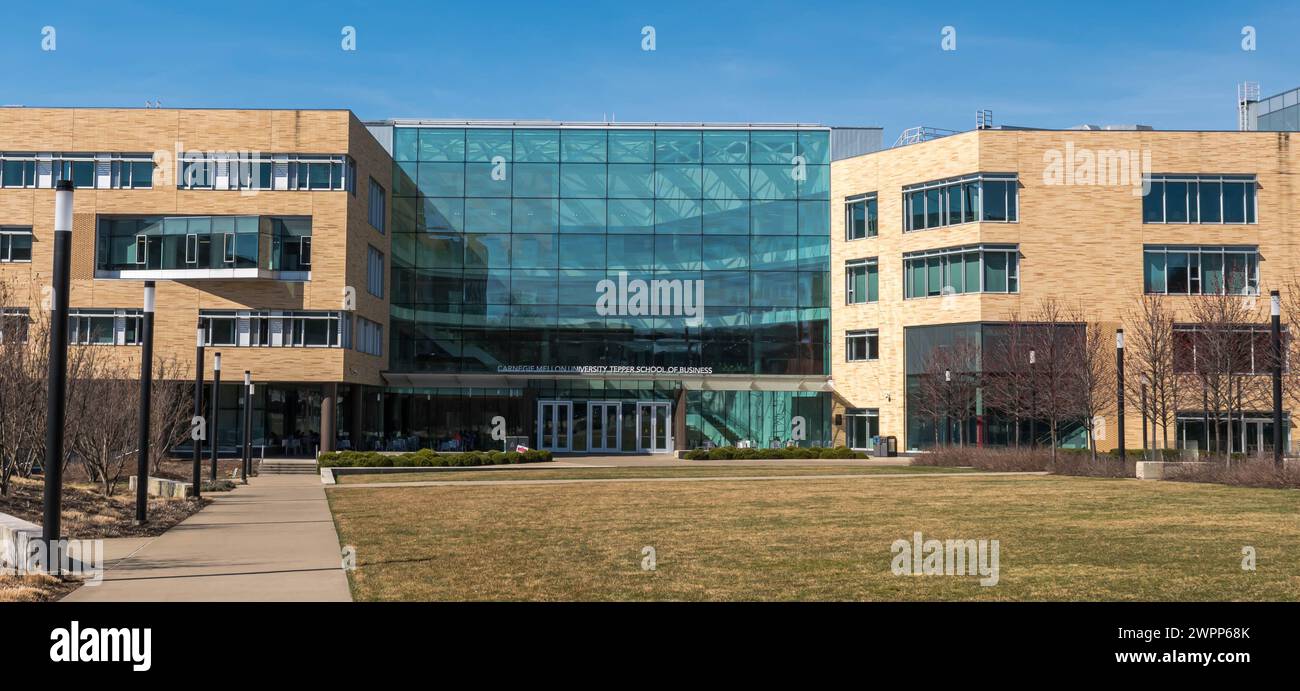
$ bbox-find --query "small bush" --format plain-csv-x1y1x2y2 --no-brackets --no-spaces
318,448,552,468
910,447,1048,472
682,446,867,460
1163,457,1300,489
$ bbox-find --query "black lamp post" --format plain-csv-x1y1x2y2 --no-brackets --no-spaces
1139,375,1149,461
210,352,221,482
1029,349,1036,447
242,371,253,484
134,281,156,525
1116,329,1126,461
41,180,74,575
1271,290,1284,468
192,320,204,499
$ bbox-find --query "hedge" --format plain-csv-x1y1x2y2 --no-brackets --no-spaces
318,448,553,468
682,446,866,461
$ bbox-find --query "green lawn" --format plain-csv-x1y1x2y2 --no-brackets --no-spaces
334,464,977,484
326,473,1300,601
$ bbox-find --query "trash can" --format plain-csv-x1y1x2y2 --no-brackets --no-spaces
874,436,897,458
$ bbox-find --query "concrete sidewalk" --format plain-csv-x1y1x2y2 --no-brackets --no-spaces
63,475,351,602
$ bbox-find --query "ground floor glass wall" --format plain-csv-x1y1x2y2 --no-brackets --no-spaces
375,380,831,453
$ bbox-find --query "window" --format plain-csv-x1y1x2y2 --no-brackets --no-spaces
846,330,879,361
68,309,143,345
0,307,29,343
846,258,879,304
1143,245,1259,295
903,174,1018,231
0,153,152,189
904,245,1019,298
1142,175,1257,224
199,310,346,348
367,246,385,298
1173,323,1285,375
176,153,352,191
369,177,386,232
1,227,33,262
356,316,383,356
845,194,878,240
845,408,880,449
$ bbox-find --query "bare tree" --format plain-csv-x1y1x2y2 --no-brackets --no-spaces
1070,314,1115,462
1186,293,1269,458
983,314,1035,447
1026,298,1082,463
0,279,46,495
1126,296,1180,455
913,339,981,447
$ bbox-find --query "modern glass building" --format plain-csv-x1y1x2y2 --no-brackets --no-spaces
365,122,843,452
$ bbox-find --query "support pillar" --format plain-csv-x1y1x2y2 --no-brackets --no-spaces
322,382,338,453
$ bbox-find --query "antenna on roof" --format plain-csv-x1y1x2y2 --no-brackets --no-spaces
976,109,993,130
1238,82,1260,131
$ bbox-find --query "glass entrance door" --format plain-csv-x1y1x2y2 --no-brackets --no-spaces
537,401,572,452
636,402,672,453
588,402,621,453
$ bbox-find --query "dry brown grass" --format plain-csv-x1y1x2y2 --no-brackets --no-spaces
327,473,1300,602
0,477,206,539
0,574,78,602
335,464,975,485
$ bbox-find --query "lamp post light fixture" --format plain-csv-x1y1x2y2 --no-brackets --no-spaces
192,321,204,499
210,352,221,482
41,180,74,575
134,281,156,525
1271,290,1284,467
1116,329,1126,461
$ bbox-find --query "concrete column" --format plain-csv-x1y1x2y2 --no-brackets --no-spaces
673,385,688,451
350,384,364,450
321,382,338,453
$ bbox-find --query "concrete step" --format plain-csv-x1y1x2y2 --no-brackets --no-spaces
259,460,320,475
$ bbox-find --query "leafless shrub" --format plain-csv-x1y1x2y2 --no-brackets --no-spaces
1165,457,1300,489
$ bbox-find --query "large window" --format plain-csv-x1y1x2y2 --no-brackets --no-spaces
356,316,384,356
367,246,385,297
904,245,1019,299
369,177,386,232
389,126,831,376
1,227,33,262
846,330,879,361
1173,323,1284,375
96,215,310,275
69,309,143,346
177,153,353,191
903,174,1017,232
0,153,153,189
1142,175,1257,224
1143,245,1259,295
845,408,880,449
846,258,878,304
845,194,878,240
199,310,347,348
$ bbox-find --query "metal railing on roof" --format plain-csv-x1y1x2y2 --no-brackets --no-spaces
891,126,959,148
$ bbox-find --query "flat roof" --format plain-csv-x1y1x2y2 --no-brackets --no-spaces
367,119,843,130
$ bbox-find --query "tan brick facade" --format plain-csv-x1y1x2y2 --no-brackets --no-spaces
0,108,391,386
830,129,1299,451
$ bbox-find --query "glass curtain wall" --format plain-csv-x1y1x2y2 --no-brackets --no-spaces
389,126,830,376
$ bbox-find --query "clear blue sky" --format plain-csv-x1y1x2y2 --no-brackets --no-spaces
1,0,1296,140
